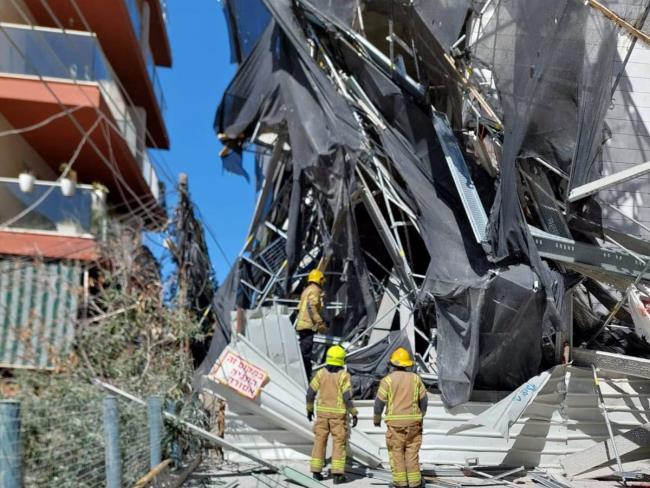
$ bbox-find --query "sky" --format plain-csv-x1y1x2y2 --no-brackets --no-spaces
151,0,255,281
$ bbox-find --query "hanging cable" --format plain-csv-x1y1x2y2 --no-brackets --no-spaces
0,116,103,228
0,105,84,138
7,0,173,217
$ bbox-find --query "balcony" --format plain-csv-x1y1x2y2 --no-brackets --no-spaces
126,0,167,112
0,23,138,150
0,23,165,226
0,177,107,236
0,177,107,260
23,0,171,148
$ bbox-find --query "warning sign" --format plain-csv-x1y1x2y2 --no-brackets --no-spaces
208,351,268,400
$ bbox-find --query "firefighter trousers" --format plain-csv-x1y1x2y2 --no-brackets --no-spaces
298,330,315,380
386,423,423,487
310,416,348,474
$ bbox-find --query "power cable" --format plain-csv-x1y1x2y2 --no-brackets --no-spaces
0,116,103,228
0,105,84,137
0,2,228,286
7,0,173,216
0,21,161,226
38,0,177,187
38,0,232,272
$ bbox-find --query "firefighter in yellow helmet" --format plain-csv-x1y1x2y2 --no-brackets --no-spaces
306,345,358,484
374,347,427,488
296,269,328,379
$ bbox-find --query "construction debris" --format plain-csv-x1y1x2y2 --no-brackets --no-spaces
207,0,650,481
562,422,650,477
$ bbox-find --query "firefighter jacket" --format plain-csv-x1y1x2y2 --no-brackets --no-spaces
296,283,326,332
374,370,427,426
306,367,358,418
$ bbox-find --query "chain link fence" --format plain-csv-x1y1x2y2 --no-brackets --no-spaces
0,393,187,487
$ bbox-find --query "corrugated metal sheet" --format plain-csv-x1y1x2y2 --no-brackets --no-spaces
221,365,650,472
0,258,82,369
224,405,312,462
601,15,650,237
244,305,308,389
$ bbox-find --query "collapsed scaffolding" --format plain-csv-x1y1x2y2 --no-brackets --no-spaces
199,0,650,480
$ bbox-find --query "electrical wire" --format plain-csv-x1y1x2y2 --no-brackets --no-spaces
55,0,234,266
0,20,161,226
6,0,169,221
0,116,103,228
38,0,178,187
0,105,84,137
0,1,229,287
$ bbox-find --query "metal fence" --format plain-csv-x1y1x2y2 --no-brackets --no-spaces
0,395,178,487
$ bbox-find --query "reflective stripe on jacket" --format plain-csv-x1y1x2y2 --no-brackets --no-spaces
296,283,326,332
307,368,355,418
376,371,426,425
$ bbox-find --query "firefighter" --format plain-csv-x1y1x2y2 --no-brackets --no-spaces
306,345,358,484
296,269,328,379
374,347,427,488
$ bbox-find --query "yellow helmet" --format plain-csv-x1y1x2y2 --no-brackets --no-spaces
326,345,346,367
308,269,325,286
390,347,413,367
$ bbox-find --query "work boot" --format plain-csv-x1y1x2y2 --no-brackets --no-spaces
333,474,347,484
312,472,324,481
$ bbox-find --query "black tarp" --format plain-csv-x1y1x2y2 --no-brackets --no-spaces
196,261,241,377
364,0,470,51
214,11,378,355
346,329,413,398
210,0,585,408
222,0,271,63
472,0,620,260
337,40,557,406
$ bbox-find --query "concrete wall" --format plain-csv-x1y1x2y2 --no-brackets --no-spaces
0,114,55,179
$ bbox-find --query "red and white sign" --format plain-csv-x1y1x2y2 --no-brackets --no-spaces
208,351,268,400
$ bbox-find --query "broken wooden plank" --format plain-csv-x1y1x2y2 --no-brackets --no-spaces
561,423,650,476
586,0,650,47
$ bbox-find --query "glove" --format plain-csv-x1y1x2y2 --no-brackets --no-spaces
351,415,358,428
373,415,381,427
307,411,314,422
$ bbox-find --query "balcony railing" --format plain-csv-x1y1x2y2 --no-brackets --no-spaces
0,177,108,239
0,23,140,158
146,50,166,113
124,0,167,113
141,150,161,203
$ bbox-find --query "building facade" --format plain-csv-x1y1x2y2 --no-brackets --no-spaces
0,0,171,368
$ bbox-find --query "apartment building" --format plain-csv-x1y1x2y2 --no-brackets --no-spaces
0,0,171,369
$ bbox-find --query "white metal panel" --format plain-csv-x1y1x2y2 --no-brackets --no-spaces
216,365,650,472
224,407,311,462
244,305,308,389
600,16,650,237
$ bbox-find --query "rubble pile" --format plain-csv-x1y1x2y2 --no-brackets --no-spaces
198,0,650,481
